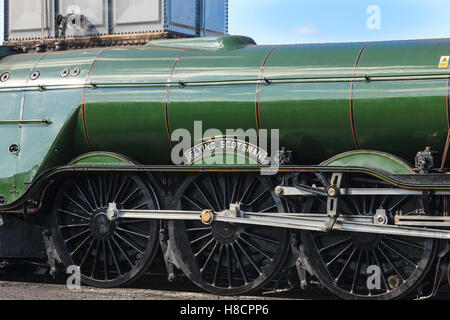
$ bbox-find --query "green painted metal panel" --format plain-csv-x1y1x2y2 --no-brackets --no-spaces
83,47,184,163
354,40,450,161
168,45,273,149
0,49,101,204
0,37,450,207
260,43,365,163
0,53,41,204
322,150,414,174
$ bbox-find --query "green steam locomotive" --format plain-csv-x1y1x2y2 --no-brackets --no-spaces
1,35,450,299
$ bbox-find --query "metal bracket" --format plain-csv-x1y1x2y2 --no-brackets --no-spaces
290,233,315,290
42,229,61,276
159,228,179,282
324,173,342,232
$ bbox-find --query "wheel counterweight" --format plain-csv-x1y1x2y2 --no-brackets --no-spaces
51,173,160,288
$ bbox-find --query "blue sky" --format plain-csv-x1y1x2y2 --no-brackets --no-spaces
1,1,450,45
228,0,450,44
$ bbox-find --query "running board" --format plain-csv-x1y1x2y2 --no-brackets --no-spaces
106,203,450,240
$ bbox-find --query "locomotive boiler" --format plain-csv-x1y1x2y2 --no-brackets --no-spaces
1,35,450,299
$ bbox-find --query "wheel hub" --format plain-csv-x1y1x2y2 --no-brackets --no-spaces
351,232,383,250
212,222,239,245
90,210,116,240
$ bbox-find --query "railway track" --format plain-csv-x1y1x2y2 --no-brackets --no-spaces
0,271,327,300
0,263,448,300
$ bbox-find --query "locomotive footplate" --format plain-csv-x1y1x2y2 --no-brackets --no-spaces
106,202,450,240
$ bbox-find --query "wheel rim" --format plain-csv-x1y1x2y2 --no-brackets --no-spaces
169,174,290,295
51,173,160,288
301,174,436,300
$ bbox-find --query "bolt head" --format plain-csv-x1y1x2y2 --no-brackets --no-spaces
274,186,283,196
327,187,337,197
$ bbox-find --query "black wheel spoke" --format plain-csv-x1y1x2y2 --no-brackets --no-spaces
242,231,279,245
79,238,96,268
64,228,90,243
239,179,255,203
120,187,140,206
111,236,134,268
187,227,212,232
86,176,99,209
193,182,215,210
208,177,222,211
131,202,148,210
319,236,351,253
238,236,272,261
335,247,356,283
381,240,418,268
350,250,362,294
190,232,213,245
75,183,95,211
246,189,269,207
194,237,215,257
376,246,405,282
90,240,101,278
108,239,122,276
230,176,240,204
116,227,150,239
326,242,352,267
182,195,206,210
57,208,89,221
200,241,219,272
59,223,90,229
98,175,104,208
102,240,108,280
259,204,277,213
235,239,261,275
114,231,144,254
64,194,91,215
231,243,248,284
113,176,129,203
385,236,424,250
372,249,390,292
213,245,224,286
226,245,232,288
388,195,409,212
70,234,92,256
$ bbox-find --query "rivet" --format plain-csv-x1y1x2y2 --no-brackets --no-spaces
9,144,20,154
30,71,40,80
0,72,10,82
60,68,70,78
71,67,81,77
